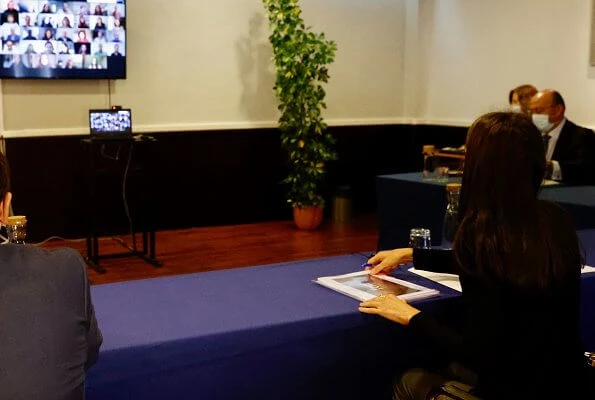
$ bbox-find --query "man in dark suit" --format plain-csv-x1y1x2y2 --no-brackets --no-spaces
1,1,19,25
0,151,102,399
23,29,36,40
111,43,123,57
529,89,595,185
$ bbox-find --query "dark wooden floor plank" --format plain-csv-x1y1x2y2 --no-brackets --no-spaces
41,214,379,285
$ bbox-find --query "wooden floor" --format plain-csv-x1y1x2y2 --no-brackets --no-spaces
41,214,379,285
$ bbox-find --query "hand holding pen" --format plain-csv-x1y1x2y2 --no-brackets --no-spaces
361,248,414,275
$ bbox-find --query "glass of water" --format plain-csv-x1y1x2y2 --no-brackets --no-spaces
6,215,27,244
409,228,431,249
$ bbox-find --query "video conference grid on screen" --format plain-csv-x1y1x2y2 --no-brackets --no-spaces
90,109,131,133
0,0,126,78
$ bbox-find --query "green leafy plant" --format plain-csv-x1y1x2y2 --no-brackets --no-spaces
263,0,338,208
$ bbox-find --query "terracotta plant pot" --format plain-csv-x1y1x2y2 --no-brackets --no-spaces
293,206,323,230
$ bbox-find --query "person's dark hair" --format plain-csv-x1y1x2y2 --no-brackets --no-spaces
551,90,566,108
0,151,10,201
453,112,581,290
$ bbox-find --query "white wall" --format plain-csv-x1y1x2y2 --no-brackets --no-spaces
5,0,595,137
0,0,407,137
301,0,406,124
416,0,595,128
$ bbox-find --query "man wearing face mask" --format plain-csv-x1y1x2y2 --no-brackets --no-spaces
528,89,595,184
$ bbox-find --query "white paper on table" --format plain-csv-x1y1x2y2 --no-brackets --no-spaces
409,266,594,289
408,267,462,292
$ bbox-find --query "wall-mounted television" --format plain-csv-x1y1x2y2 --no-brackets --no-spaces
0,0,126,79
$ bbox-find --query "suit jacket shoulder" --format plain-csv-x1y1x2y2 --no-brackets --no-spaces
0,245,87,283
553,119,595,184
0,245,96,400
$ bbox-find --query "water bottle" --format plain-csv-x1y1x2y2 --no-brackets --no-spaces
441,183,460,248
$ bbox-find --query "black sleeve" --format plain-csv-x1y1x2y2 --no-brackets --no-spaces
410,249,466,358
558,127,595,185
413,247,456,273
409,312,464,358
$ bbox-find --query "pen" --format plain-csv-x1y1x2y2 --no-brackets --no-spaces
361,263,373,268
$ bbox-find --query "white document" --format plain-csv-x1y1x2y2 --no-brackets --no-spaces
408,267,462,293
314,270,440,302
408,265,594,291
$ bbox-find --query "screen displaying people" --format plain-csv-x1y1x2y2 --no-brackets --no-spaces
0,0,126,78
90,109,131,133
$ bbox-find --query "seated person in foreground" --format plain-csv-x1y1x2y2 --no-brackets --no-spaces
529,89,595,184
0,151,102,400
508,83,537,114
360,112,591,400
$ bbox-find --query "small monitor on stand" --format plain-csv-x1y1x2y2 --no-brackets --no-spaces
89,108,133,140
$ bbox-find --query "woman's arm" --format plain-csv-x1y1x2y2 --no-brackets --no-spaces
359,296,465,361
368,247,457,275
413,248,456,274
408,311,464,359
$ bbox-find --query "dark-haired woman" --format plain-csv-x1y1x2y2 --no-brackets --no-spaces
361,112,590,399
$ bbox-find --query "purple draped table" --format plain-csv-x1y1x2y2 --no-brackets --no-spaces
86,247,595,400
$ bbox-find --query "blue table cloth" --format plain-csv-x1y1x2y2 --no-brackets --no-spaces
376,172,460,249
539,186,595,230
376,172,595,250
86,254,463,400
86,250,595,399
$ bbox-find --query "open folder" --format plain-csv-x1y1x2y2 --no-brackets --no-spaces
314,270,440,302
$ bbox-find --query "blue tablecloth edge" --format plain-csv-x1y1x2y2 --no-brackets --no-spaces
92,253,371,288
88,264,463,386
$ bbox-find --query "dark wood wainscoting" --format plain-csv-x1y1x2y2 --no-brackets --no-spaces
6,124,467,242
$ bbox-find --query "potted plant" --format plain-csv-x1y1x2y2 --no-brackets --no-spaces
262,0,338,230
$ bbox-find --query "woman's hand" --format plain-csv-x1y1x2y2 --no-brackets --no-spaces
359,294,420,326
366,248,413,275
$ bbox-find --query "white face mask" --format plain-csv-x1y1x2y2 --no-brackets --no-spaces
510,104,522,113
532,113,553,133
